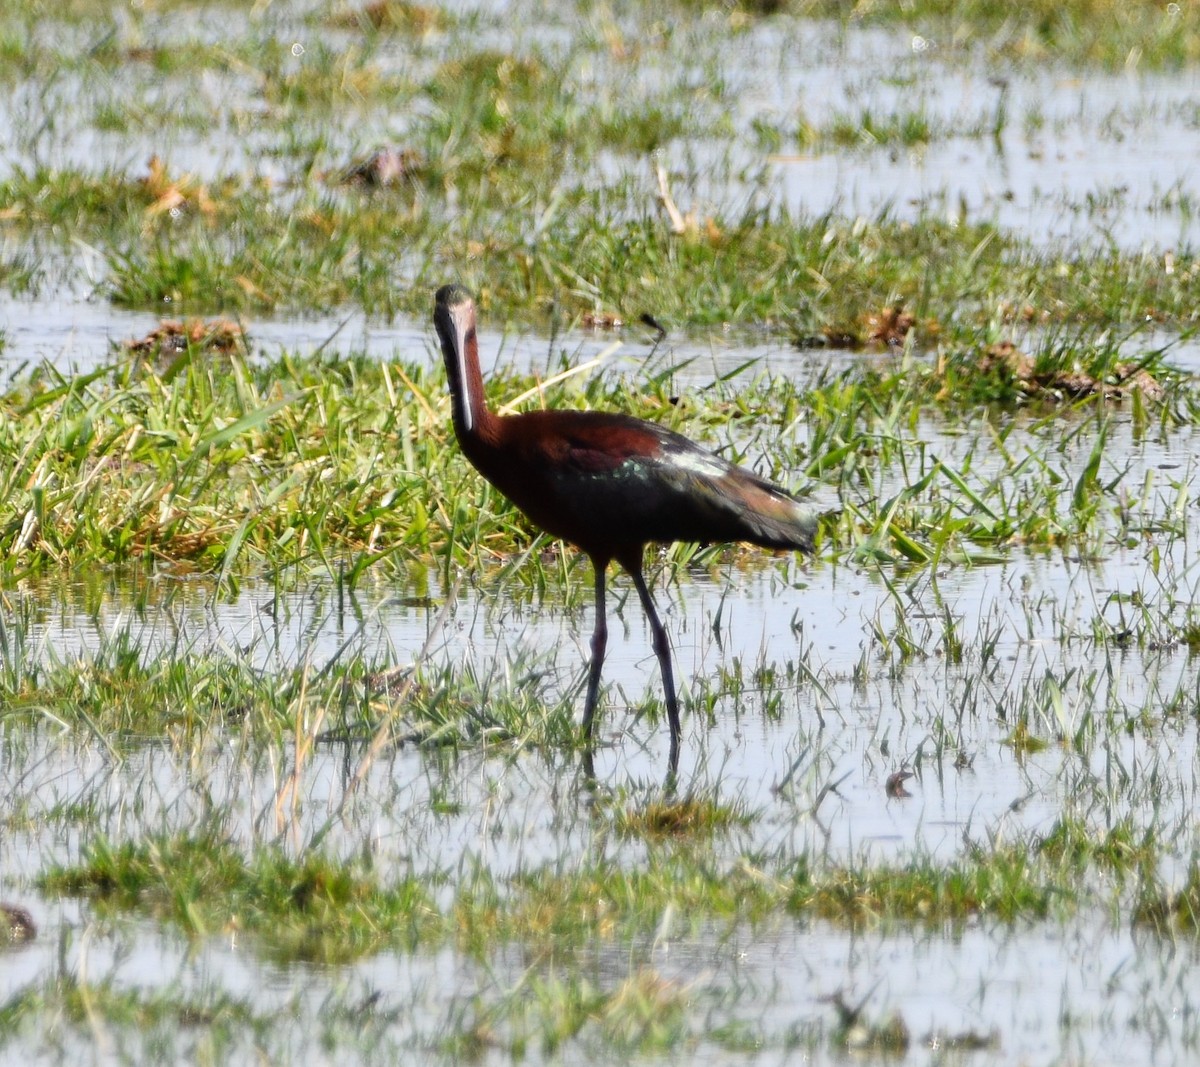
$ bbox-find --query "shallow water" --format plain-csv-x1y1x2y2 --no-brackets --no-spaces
757,33,1200,249
6,4,1200,1063
5,883,1200,1066
4,578,1200,1066
3,283,1200,1064
1,404,1198,1064
7,500,1198,869
0,423,1192,1066
2,260,1200,1056
4,8,1199,257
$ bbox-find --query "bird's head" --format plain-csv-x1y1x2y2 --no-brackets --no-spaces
433,284,479,433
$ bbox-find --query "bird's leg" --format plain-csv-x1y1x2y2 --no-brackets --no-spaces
581,560,608,744
628,560,681,765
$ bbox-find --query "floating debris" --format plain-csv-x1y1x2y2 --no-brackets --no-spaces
865,304,916,346
0,903,36,945
795,305,933,349
997,300,1052,324
639,312,668,339
1001,719,1050,755
125,318,245,360
977,341,1165,402
364,665,414,698
793,327,860,349
615,796,748,838
825,990,911,1054
337,147,424,188
925,1026,1001,1052
581,311,624,330
140,155,217,219
332,0,444,33
885,769,915,798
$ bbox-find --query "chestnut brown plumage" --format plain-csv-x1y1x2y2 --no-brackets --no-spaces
434,284,815,764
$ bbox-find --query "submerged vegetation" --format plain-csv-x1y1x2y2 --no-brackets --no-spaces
2,0,1200,1063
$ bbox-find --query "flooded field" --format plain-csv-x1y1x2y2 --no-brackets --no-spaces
0,364,1197,1062
4,0,1200,1064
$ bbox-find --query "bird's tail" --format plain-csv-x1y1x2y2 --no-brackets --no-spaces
743,495,818,552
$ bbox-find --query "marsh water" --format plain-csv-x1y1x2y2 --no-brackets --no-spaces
3,302,1200,1061
7,544,1200,1065
5,4,1200,1064
9,13,1200,251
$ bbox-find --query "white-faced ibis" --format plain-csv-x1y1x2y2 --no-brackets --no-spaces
434,284,816,765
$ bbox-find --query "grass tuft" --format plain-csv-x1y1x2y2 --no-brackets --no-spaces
614,794,751,838
40,831,441,964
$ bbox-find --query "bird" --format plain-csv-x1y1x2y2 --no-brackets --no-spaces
433,284,816,766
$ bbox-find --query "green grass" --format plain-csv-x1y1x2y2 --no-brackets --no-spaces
0,349,447,576
2,0,1200,332
34,816,1159,970
0,979,267,1062
680,0,1200,69
612,792,752,838
0,332,1179,581
40,830,441,963
2,2,1200,1061
5,161,1200,334
821,108,939,149
0,598,577,751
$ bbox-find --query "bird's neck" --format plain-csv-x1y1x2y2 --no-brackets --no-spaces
449,338,501,448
